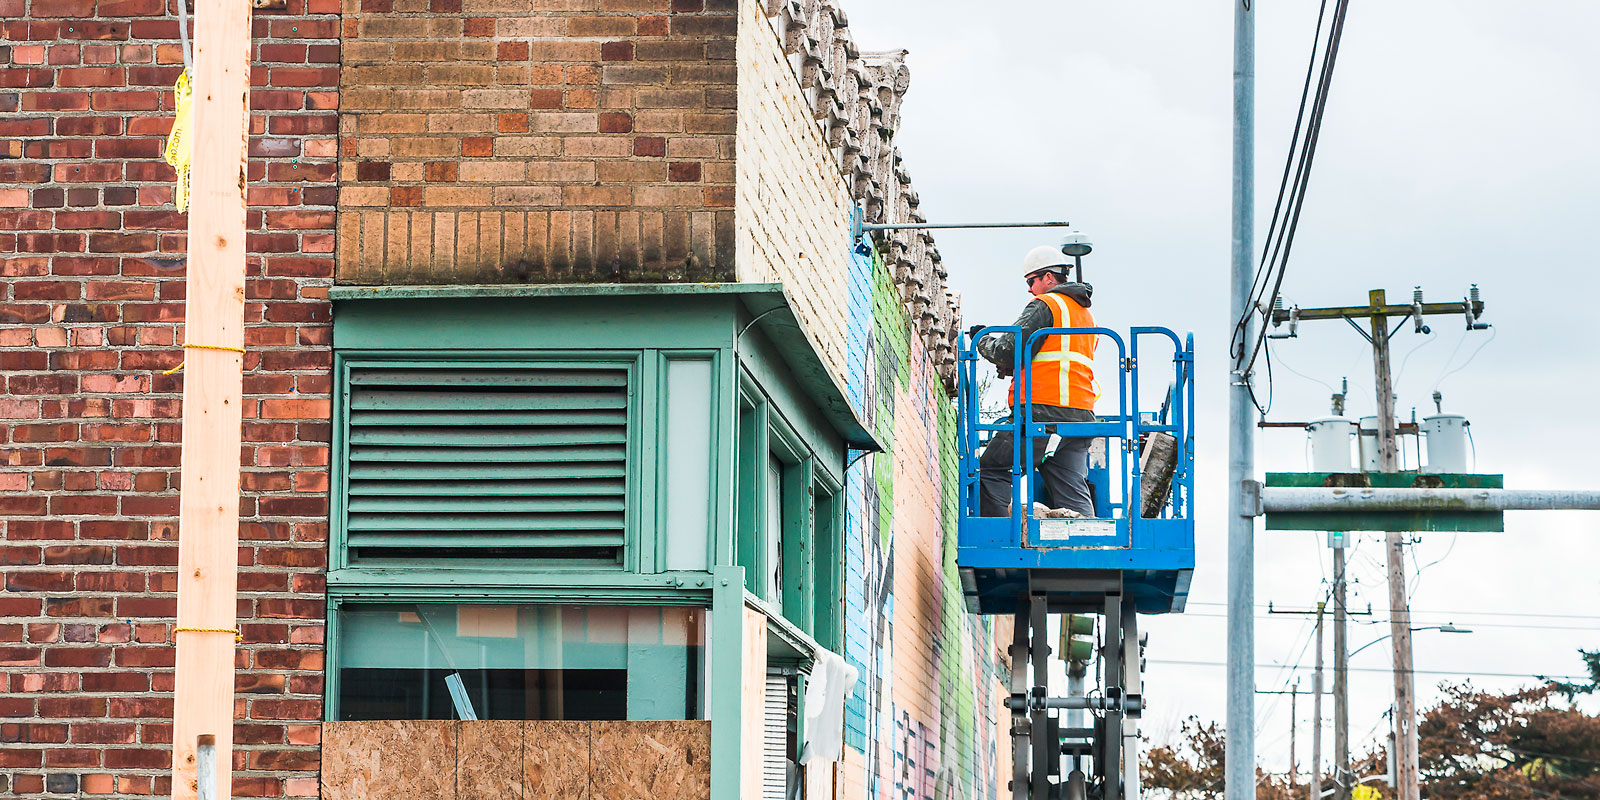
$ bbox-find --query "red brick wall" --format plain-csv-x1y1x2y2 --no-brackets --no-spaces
334,0,737,285
0,0,336,797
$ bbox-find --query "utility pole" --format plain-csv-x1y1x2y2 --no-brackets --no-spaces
170,1,251,800
1289,682,1299,795
1268,603,1324,800
1265,287,1488,800
1366,288,1420,800
1311,605,1323,800
1225,0,1256,797
1255,685,1303,792
1332,547,1349,800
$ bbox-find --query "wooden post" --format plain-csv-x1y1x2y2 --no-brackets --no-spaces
1287,682,1297,796
1367,289,1419,800
170,0,251,798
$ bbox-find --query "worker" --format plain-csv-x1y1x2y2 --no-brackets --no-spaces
974,245,1098,518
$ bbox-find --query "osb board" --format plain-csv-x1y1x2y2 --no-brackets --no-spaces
740,608,768,800
459,721,525,800
803,759,835,800
524,721,590,800
322,720,456,800
588,721,710,800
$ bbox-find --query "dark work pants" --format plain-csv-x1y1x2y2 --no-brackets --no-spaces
978,407,1096,517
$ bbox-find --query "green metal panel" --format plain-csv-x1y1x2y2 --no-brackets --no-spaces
333,294,738,353
1263,472,1506,532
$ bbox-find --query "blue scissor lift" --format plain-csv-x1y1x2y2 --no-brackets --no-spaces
956,325,1196,800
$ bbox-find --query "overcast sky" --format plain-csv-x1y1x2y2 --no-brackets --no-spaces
846,0,1600,775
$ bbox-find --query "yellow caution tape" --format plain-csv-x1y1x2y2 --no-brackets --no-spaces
163,70,193,212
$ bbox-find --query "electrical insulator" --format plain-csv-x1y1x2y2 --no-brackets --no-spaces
1470,284,1482,304
1412,286,1423,304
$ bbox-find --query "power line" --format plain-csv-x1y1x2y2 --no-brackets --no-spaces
1171,612,1598,632
1237,0,1353,396
1186,602,1600,622
1148,659,1587,681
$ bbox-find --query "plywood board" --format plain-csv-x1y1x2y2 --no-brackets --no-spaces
322,720,456,800
740,608,768,800
589,721,710,800
524,721,589,800
459,720,524,800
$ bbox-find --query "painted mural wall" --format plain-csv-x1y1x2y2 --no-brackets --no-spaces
840,245,1006,800
731,1,1009,795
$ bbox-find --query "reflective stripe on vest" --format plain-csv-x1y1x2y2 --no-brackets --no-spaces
1029,292,1098,410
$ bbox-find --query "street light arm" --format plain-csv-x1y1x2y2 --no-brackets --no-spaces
1349,625,1468,660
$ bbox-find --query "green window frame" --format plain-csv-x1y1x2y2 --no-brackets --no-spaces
730,371,845,642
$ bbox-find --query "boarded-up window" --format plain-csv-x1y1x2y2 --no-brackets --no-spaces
341,364,630,563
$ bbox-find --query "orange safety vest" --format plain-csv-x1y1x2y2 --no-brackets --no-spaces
1008,291,1098,411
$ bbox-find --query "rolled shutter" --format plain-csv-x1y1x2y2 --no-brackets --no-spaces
342,364,629,561
763,673,791,800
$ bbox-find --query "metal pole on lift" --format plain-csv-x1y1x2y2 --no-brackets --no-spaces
1226,1,1257,799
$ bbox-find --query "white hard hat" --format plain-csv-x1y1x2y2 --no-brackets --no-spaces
1022,245,1071,277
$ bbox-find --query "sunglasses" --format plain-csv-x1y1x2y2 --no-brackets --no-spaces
1025,272,1049,287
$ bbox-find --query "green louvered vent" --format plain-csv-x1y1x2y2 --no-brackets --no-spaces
344,365,629,561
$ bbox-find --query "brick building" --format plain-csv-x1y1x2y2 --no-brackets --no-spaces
0,0,1007,798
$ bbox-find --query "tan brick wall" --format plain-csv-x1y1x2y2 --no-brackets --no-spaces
733,0,851,387
335,0,737,284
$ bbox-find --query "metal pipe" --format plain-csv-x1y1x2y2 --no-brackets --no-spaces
1006,695,1144,713
196,735,216,800
861,221,1071,231
1261,487,1600,512
1226,0,1256,798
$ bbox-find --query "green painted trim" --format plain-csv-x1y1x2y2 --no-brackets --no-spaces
711,347,740,568
811,483,843,653
1265,511,1504,532
330,352,353,572
326,568,718,599
636,352,661,574
333,295,737,353
1263,472,1505,488
759,595,820,666
1263,473,1507,531
780,458,815,635
323,597,342,721
708,565,748,800
330,282,784,302
732,388,762,593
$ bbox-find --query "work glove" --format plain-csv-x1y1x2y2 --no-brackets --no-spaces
966,324,986,340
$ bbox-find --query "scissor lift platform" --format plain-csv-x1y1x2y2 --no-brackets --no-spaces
955,325,1196,617
954,325,1196,800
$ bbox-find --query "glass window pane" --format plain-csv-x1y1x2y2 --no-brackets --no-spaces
337,603,706,722
664,358,713,571
766,459,783,602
